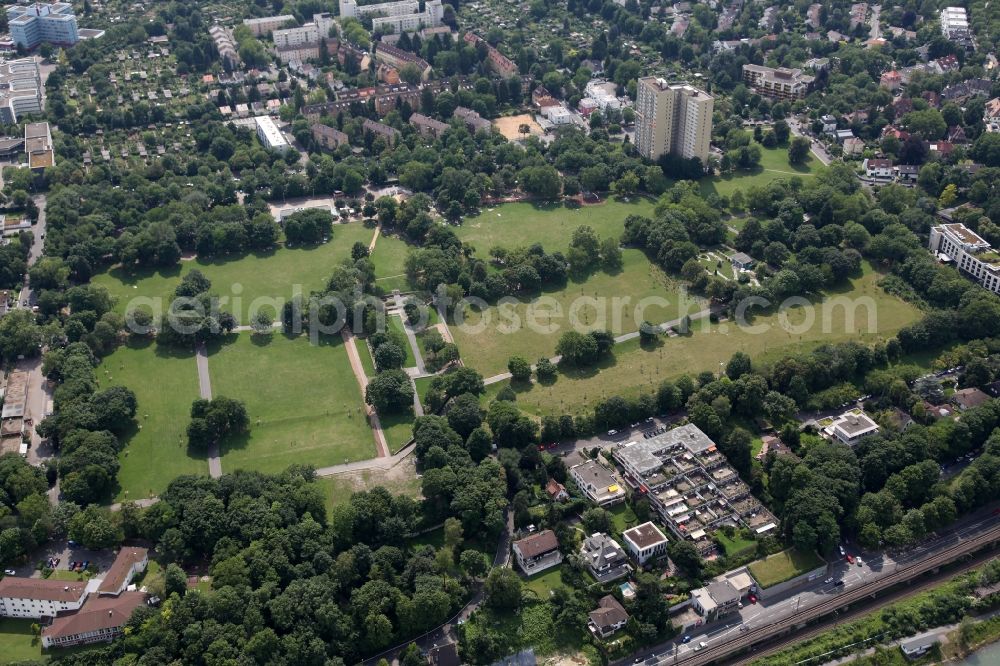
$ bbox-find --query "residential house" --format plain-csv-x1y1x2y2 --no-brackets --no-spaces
842,136,865,156
820,114,838,134
691,579,741,621
863,158,894,179
947,125,968,143
512,530,562,574
895,164,919,182
569,460,625,506
545,479,569,502
579,533,631,582
900,632,939,659
952,387,991,411
621,522,668,565
985,97,1000,128
880,70,903,90
588,595,629,638
824,410,880,446
834,129,855,143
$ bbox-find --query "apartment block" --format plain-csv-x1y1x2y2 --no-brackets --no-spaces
635,77,713,164
930,222,1000,294
0,58,43,124
7,3,79,49
614,424,777,555
254,116,291,152
242,15,295,37
339,0,420,19
742,64,815,100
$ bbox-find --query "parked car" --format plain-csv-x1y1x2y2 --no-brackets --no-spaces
748,594,757,604
838,545,846,556
681,635,692,644
856,558,863,567
834,580,845,587
823,577,834,584
846,554,855,564
4,569,15,576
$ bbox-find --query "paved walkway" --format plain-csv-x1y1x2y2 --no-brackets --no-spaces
342,327,390,458
481,306,718,385
393,291,426,375
196,344,222,478
368,223,382,252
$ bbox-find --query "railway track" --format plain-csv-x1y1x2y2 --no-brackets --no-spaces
676,521,1000,666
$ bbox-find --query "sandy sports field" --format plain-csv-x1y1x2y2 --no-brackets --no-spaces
493,114,543,141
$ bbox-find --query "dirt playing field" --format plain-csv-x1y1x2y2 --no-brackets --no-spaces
493,114,543,141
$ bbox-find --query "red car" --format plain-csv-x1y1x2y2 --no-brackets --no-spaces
748,594,757,604
846,554,855,564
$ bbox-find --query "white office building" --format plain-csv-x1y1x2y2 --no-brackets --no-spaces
7,3,79,49
929,222,1000,294
254,116,291,152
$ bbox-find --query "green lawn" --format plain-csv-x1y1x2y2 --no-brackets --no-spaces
414,375,436,409
608,502,639,536
380,408,415,454
700,252,735,280
452,249,696,377
702,146,819,199
387,315,415,367
716,531,757,558
371,231,411,293
486,261,922,416
524,565,568,598
454,196,657,256
208,333,376,474
93,222,376,324
354,337,376,377
97,340,207,501
748,548,826,588
0,619,46,662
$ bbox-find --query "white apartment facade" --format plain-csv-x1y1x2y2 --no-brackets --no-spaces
272,14,335,47
0,579,88,618
242,15,296,37
339,0,421,19
930,223,1000,294
635,77,713,164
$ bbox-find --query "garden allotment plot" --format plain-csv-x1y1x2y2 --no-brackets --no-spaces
208,333,375,474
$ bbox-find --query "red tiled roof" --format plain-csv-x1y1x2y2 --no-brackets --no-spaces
42,591,146,642
0,577,86,603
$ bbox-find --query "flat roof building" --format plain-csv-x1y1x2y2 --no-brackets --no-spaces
242,15,296,37
7,3,79,49
635,77,713,164
742,64,815,101
570,459,625,506
24,121,54,170
929,223,1000,295
824,409,880,446
254,116,291,152
621,521,669,565
0,58,43,124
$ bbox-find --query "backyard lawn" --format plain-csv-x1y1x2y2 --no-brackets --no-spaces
96,340,206,501
454,196,657,256
93,222,375,324
451,249,697,377
748,548,826,588
716,531,757,558
485,261,922,416
524,565,568,598
208,333,375,474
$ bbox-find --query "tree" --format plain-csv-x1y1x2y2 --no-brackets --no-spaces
555,331,598,366
485,567,522,610
460,549,488,578
67,505,122,550
164,563,187,597
373,341,406,372
508,356,532,382
187,396,249,450
788,136,811,165
535,357,557,382
667,539,702,578
600,236,623,270
725,351,752,380
447,393,483,439
365,369,415,413
250,311,273,336
519,165,562,199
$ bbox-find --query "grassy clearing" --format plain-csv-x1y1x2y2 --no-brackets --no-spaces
370,232,411,293
452,249,696,377
414,375,436,408
486,262,921,416
93,222,375,324
97,340,206,501
208,333,375,474
463,601,586,658
0,619,46,662
354,337,376,377
748,548,826,588
608,502,639,537
380,409,415,454
455,196,656,256
315,463,423,510
702,146,818,199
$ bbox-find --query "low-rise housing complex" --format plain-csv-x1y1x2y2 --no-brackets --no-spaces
452,106,491,133
742,64,815,101
614,424,777,554
374,42,431,81
311,123,349,150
